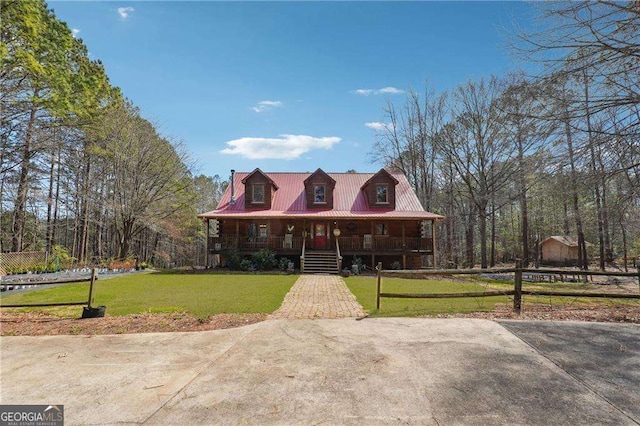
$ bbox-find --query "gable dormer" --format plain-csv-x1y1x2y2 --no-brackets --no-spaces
304,168,336,209
361,168,399,209
242,168,278,209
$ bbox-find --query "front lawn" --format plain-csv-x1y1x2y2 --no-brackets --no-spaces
346,276,510,317
0,273,298,319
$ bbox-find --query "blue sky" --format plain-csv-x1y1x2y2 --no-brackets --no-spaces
50,1,535,179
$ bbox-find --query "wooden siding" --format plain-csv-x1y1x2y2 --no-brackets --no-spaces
362,173,397,209
209,218,433,255
541,239,578,262
304,169,336,209
243,173,275,210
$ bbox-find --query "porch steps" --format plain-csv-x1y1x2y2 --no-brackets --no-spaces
303,251,339,274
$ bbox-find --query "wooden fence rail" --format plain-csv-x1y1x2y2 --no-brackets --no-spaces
375,262,640,313
1,269,97,309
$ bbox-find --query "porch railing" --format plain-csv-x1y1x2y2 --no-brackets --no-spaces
209,235,304,252
209,235,432,253
338,236,433,252
300,236,306,273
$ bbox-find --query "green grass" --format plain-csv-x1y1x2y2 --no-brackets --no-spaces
346,276,640,317
0,273,298,319
346,276,510,317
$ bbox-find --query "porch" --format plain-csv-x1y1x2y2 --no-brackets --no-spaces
204,217,437,271
207,234,434,255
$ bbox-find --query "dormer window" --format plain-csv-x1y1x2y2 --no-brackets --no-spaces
314,185,326,203
242,168,278,209
304,168,335,209
376,185,388,203
362,169,398,209
252,184,264,203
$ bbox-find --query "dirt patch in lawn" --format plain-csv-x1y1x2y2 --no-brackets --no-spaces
0,311,267,336
2,303,639,336
433,303,640,323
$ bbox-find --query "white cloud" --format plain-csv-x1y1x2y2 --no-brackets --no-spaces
376,86,404,94
365,122,389,130
221,134,340,160
117,7,134,19
71,28,80,38
252,100,283,113
354,89,374,96
352,86,405,96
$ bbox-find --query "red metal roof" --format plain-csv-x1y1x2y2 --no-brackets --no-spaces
198,171,444,220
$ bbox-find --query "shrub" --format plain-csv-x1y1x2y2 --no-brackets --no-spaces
251,248,278,270
391,261,401,270
52,245,76,269
278,257,290,271
239,259,253,271
223,247,244,270
352,256,365,275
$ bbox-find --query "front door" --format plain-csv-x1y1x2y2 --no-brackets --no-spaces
314,223,327,249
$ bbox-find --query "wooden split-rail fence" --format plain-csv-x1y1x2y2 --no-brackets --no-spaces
375,262,640,313
1,269,99,310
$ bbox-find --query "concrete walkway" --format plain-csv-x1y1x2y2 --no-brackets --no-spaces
269,274,366,319
1,319,638,425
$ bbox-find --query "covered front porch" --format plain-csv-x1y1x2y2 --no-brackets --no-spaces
204,217,438,269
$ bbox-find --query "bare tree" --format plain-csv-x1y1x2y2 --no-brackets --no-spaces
438,76,518,268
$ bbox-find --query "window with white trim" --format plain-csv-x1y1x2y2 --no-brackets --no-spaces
314,185,326,203
376,185,388,203
252,184,264,203
375,223,388,235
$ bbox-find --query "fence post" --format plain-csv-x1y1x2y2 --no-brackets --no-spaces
376,262,382,310
514,261,522,314
87,268,97,308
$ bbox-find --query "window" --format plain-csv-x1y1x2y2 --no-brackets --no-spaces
252,184,264,203
258,223,268,239
375,223,388,236
314,185,326,203
376,185,388,203
248,223,268,242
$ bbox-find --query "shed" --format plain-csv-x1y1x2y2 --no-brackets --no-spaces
540,236,592,266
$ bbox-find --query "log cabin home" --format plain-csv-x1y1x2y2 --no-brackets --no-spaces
198,168,443,273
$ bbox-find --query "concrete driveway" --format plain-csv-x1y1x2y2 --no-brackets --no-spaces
1,318,638,425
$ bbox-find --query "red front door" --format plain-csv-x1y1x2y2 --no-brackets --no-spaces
314,223,327,249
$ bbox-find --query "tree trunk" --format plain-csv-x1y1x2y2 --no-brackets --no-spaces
490,200,496,268
517,134,529,266
582,71,605,271
562,197,570,235
564,101,587,270
78,154,91,263
11,102,38,252
52,147,61,248
118,218,135,259
479,208,488,269
45,147,56,257
465,206,475,268
620,219,628,273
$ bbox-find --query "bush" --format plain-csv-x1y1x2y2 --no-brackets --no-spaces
223,247,244,270
251,248,278,270
278,257,290,271
391,261,401,270
235,259,255,271
352,256,365,275
52,245,76,269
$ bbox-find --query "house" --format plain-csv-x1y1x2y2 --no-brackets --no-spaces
540,236,592,266
197,168,444,273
